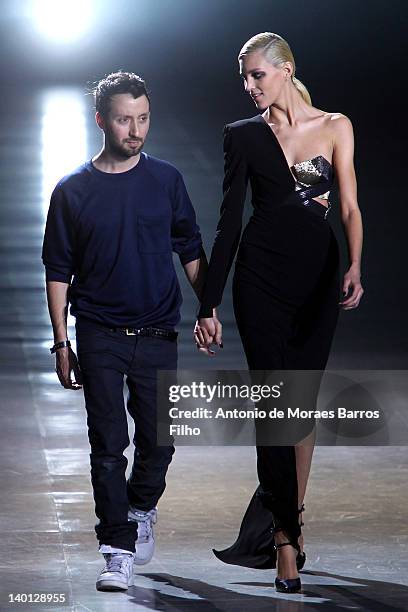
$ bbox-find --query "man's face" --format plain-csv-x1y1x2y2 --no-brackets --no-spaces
97,93,150,158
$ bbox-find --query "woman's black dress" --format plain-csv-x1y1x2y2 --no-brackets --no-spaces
198,114,340,569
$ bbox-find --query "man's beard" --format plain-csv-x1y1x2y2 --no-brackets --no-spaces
110,137,144,159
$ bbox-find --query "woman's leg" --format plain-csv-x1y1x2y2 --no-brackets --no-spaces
295,426,316,553
296,428,316,506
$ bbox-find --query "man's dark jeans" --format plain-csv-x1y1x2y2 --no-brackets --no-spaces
75,317,177,552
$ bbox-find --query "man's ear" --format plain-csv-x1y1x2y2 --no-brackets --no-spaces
95,111,105,130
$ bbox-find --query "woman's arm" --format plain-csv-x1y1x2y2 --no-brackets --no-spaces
195,123,249,353
332,114,364,310
197,124,249,318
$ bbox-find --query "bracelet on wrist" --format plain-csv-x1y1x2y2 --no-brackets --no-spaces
50,340,71,354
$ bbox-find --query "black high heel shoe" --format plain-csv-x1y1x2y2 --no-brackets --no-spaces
274,540,302,594
296,503,306,571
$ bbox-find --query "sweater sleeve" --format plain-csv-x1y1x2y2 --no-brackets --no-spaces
198,124,249,318
171,171,204,266
42,184,76,283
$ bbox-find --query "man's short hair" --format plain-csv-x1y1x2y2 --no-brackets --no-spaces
92,71,150,117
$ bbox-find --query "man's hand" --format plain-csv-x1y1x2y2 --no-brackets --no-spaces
194,317,223,356
55,346,83,389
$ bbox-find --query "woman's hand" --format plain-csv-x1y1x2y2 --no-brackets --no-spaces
194,316,223,356
339,264,364,310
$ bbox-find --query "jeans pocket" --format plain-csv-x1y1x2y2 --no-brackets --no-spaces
75,324,114,357
137,215,171,254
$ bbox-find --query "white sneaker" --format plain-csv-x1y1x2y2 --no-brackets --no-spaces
96,545,134,591
128,507,157,565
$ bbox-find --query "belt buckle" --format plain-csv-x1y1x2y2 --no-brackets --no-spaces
125,328,137,336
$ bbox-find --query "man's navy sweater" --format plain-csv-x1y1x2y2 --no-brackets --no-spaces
42,153,203,329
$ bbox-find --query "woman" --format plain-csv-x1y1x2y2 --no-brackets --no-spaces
195,32,364,593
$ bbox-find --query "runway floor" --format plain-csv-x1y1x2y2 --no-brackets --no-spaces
0,86,407,611
1,371,408,611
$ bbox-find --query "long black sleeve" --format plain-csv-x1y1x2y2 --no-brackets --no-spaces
198,124,249,318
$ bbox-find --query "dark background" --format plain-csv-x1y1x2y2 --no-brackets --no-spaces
1,0,407,370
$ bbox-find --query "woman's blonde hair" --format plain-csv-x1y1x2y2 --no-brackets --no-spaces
238,32,311,105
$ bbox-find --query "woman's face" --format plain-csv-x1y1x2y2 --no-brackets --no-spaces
239,51,288,109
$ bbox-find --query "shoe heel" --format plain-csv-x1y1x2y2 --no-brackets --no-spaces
275,576,301,593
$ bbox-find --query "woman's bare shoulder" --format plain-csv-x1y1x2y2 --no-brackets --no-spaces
317,112,354,149
323,112,353,130
309,108,353,135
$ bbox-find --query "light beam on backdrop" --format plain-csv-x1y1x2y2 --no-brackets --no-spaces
41,88,88,218
33,0,94,43
41,88,88,330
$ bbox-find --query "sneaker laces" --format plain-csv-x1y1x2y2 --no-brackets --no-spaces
137,516,152,542
129,507,157,542
102,553,132,575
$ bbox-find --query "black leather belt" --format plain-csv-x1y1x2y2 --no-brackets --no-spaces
110,326,178,341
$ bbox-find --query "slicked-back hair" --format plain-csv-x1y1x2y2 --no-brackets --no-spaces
92,71,150,117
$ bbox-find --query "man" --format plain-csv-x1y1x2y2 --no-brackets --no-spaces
42,71,209,591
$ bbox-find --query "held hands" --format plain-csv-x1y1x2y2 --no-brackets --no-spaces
194,314,223,356
339,264,364,310
55,346,83,390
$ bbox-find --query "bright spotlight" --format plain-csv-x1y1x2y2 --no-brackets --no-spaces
33,0,93,43
41,88,88,218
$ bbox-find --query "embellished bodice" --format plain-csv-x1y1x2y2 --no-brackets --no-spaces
290,155,333,201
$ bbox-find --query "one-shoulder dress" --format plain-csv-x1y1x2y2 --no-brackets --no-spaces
198,114,340,568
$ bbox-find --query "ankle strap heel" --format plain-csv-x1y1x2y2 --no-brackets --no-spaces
273,540,302,593
274,541,299,553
